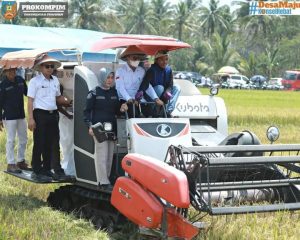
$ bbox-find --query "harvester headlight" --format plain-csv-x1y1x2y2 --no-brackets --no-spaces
210,84,219,96
266,126,280,143
103,122,113,131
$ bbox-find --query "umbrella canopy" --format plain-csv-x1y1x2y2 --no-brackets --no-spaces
90,34,191,55
0,49,75,69
250,75,266,82
217,66,239,75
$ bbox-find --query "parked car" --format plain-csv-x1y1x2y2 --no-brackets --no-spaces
221,74,249,89
174,71,202,85
266,78,284,90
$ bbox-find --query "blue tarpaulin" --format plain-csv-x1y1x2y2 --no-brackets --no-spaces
0,24,116,61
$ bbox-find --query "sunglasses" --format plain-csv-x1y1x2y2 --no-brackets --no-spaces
43,64,55,69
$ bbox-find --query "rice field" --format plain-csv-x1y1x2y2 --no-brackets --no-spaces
1,89,300,239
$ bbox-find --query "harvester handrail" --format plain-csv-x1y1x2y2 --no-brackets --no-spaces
184,144,300,153
208,155,300,165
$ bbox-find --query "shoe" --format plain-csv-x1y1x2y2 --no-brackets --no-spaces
17,160,29,170
44,169,69,181
31,172,52,182
7,164,22,174
99,184,113,191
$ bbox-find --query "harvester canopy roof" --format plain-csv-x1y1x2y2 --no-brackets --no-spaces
90,35,191,55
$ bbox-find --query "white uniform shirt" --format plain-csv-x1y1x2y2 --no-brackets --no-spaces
27,73,61,110
115,63,158,101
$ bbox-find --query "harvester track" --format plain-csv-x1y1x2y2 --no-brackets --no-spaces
47,185,126,232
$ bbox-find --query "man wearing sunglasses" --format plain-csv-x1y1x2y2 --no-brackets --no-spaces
115,46,163,118
0,67,28,173
27,55,69,182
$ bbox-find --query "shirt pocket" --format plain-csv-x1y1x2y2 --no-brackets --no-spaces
36,86,49,98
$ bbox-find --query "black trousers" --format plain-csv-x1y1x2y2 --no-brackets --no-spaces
32,109,62,173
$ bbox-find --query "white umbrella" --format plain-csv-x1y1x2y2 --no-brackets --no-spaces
217,66,239,74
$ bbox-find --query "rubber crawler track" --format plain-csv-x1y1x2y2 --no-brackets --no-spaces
47,184,126,232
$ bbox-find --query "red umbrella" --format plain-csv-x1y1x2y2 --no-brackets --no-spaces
90,35,191,55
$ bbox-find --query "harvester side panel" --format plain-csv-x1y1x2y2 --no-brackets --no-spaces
111,176,163,229
122,153,190,208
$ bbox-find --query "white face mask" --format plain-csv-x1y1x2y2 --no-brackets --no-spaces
129,60,140,68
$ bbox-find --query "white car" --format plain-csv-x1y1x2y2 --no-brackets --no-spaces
226,75,249,89
267,78,284,90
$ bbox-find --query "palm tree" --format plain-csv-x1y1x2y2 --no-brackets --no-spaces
260,46,281,79
170,1,197,40
198,0,231,38
238,51,261,77
150,0,173,35
69,0,121,32
115,0,156,34
205,33,240,73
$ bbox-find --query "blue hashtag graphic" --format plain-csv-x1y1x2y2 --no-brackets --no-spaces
249,1,258,15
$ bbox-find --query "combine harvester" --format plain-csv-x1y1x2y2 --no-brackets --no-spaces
1,35,300,239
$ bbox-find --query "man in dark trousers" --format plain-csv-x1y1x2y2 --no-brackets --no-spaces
0,67,28,173
27,55,69,181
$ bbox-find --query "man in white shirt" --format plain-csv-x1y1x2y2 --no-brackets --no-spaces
27,55,69,182
115,46,163,117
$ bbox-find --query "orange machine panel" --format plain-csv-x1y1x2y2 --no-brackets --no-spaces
111,177,163,229
167,208,199,240
121,153,190,208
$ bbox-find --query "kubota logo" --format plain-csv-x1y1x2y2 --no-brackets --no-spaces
156,124,172,137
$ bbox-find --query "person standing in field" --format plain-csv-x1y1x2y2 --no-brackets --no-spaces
0,67,29,173
27,55,69,181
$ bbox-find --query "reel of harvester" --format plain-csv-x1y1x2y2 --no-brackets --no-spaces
165,143,300,218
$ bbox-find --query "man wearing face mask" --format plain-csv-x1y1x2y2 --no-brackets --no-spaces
115,46,163,117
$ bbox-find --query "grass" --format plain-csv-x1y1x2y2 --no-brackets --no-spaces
1,89,300,239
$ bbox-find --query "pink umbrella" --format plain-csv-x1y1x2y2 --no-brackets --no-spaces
90,35,191,55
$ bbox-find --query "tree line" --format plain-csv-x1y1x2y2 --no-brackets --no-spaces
1,0,300,79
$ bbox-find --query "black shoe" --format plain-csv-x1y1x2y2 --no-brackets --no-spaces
99,184,113,191
31,172,52,182
53,170,69,181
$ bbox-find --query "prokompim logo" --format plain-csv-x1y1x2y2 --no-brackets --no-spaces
1,1,17,20
249,1,300,15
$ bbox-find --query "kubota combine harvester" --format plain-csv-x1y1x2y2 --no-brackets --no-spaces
1,35,300,239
